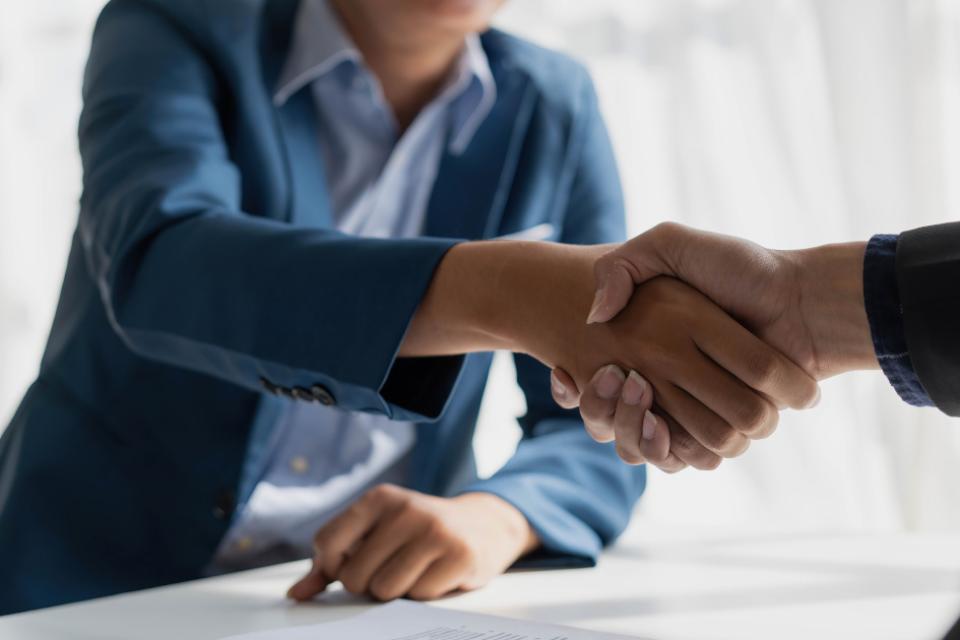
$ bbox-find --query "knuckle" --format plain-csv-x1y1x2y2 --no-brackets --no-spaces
369,483,396,501
407,587,433,601
340,573,364,595
706,427,743,457
581,411,615,438
615,442,645,466
734,400,775,437
368,578,397,602
800,381,820,408
652,221,684,238
584,419,615,443
580,391,616,422
695,454,723,471
670,431,723,469
448,538,473,563
747,352,781,388
747,402,779,438
681,446,722,469
593,252,615,279
425,519,453,543
669,427,698,455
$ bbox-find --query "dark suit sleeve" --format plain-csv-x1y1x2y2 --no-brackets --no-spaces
462,71,645,566
863,235,932,406
77,2,463,422
896,222,960,416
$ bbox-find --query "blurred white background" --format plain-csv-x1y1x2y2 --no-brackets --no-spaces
2,0,960,536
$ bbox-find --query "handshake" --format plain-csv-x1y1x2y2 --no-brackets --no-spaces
546,222,878,473
404,221,879,473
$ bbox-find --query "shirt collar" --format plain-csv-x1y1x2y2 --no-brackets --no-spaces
273,0,496,155
273,0,360,106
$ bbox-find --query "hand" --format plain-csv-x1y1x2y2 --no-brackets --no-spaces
545,276,819,470
399,239,817,471
287,484,538,603
587,222,876,379
552,223,874,468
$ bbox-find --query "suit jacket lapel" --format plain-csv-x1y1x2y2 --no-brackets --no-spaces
260,0,334,228
423,67,538,240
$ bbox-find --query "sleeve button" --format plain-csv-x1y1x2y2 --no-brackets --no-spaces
310,385,335,406
259,377,280,395
291,387,316,402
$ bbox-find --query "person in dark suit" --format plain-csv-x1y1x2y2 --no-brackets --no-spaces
0,0,821,615
551,222,960,464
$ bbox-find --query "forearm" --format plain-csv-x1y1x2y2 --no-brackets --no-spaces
399,240,603,361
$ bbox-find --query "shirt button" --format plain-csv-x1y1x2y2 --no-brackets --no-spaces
290,456,309,474
310,385,336,406
235,537,253,552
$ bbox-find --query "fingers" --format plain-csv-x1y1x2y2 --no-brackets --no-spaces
673,346,780,441
550,368,580,410
584,369,683,473
637,410,686,473
579,365,626,442
661,412,725,470
368,537,445,602
657,382,750,459
337,507,421,596
612,371,651,465
312,484,400,581
287,557,330,602
696,320,820,411
408,553,474,601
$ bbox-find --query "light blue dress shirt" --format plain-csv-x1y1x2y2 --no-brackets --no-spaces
211,0,496,571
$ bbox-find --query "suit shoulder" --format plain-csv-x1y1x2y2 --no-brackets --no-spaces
482,29,596,113
95,0,268,49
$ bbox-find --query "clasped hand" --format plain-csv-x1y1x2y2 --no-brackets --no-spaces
551,223,832,473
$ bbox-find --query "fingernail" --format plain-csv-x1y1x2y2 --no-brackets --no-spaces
595,365,626,399
586,285,607,324
622,371,648,406
550,371,568,401
642,411,657,440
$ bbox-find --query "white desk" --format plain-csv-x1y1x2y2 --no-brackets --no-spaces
2,523,959,640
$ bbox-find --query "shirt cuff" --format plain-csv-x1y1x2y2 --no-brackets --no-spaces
863,234,933,407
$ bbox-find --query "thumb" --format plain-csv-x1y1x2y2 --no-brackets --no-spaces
587,255,643,324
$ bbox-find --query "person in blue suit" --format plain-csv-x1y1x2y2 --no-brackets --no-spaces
0,0,818,614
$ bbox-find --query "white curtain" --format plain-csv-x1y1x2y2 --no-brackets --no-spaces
0,1,100,423
2,1,959,533
482,0,960,533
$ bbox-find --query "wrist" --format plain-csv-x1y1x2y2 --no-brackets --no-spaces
451,241,603,364
455,492,540,557
487,243,600,362
794,242,878,376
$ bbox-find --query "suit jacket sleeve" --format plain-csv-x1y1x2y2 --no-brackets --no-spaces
896,222,960,416
77,2,463,421
461,72,646,566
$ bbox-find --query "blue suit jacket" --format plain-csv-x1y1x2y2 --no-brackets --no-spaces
0,0,645,615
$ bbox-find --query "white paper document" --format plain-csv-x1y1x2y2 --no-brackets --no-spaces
222,600,644,640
